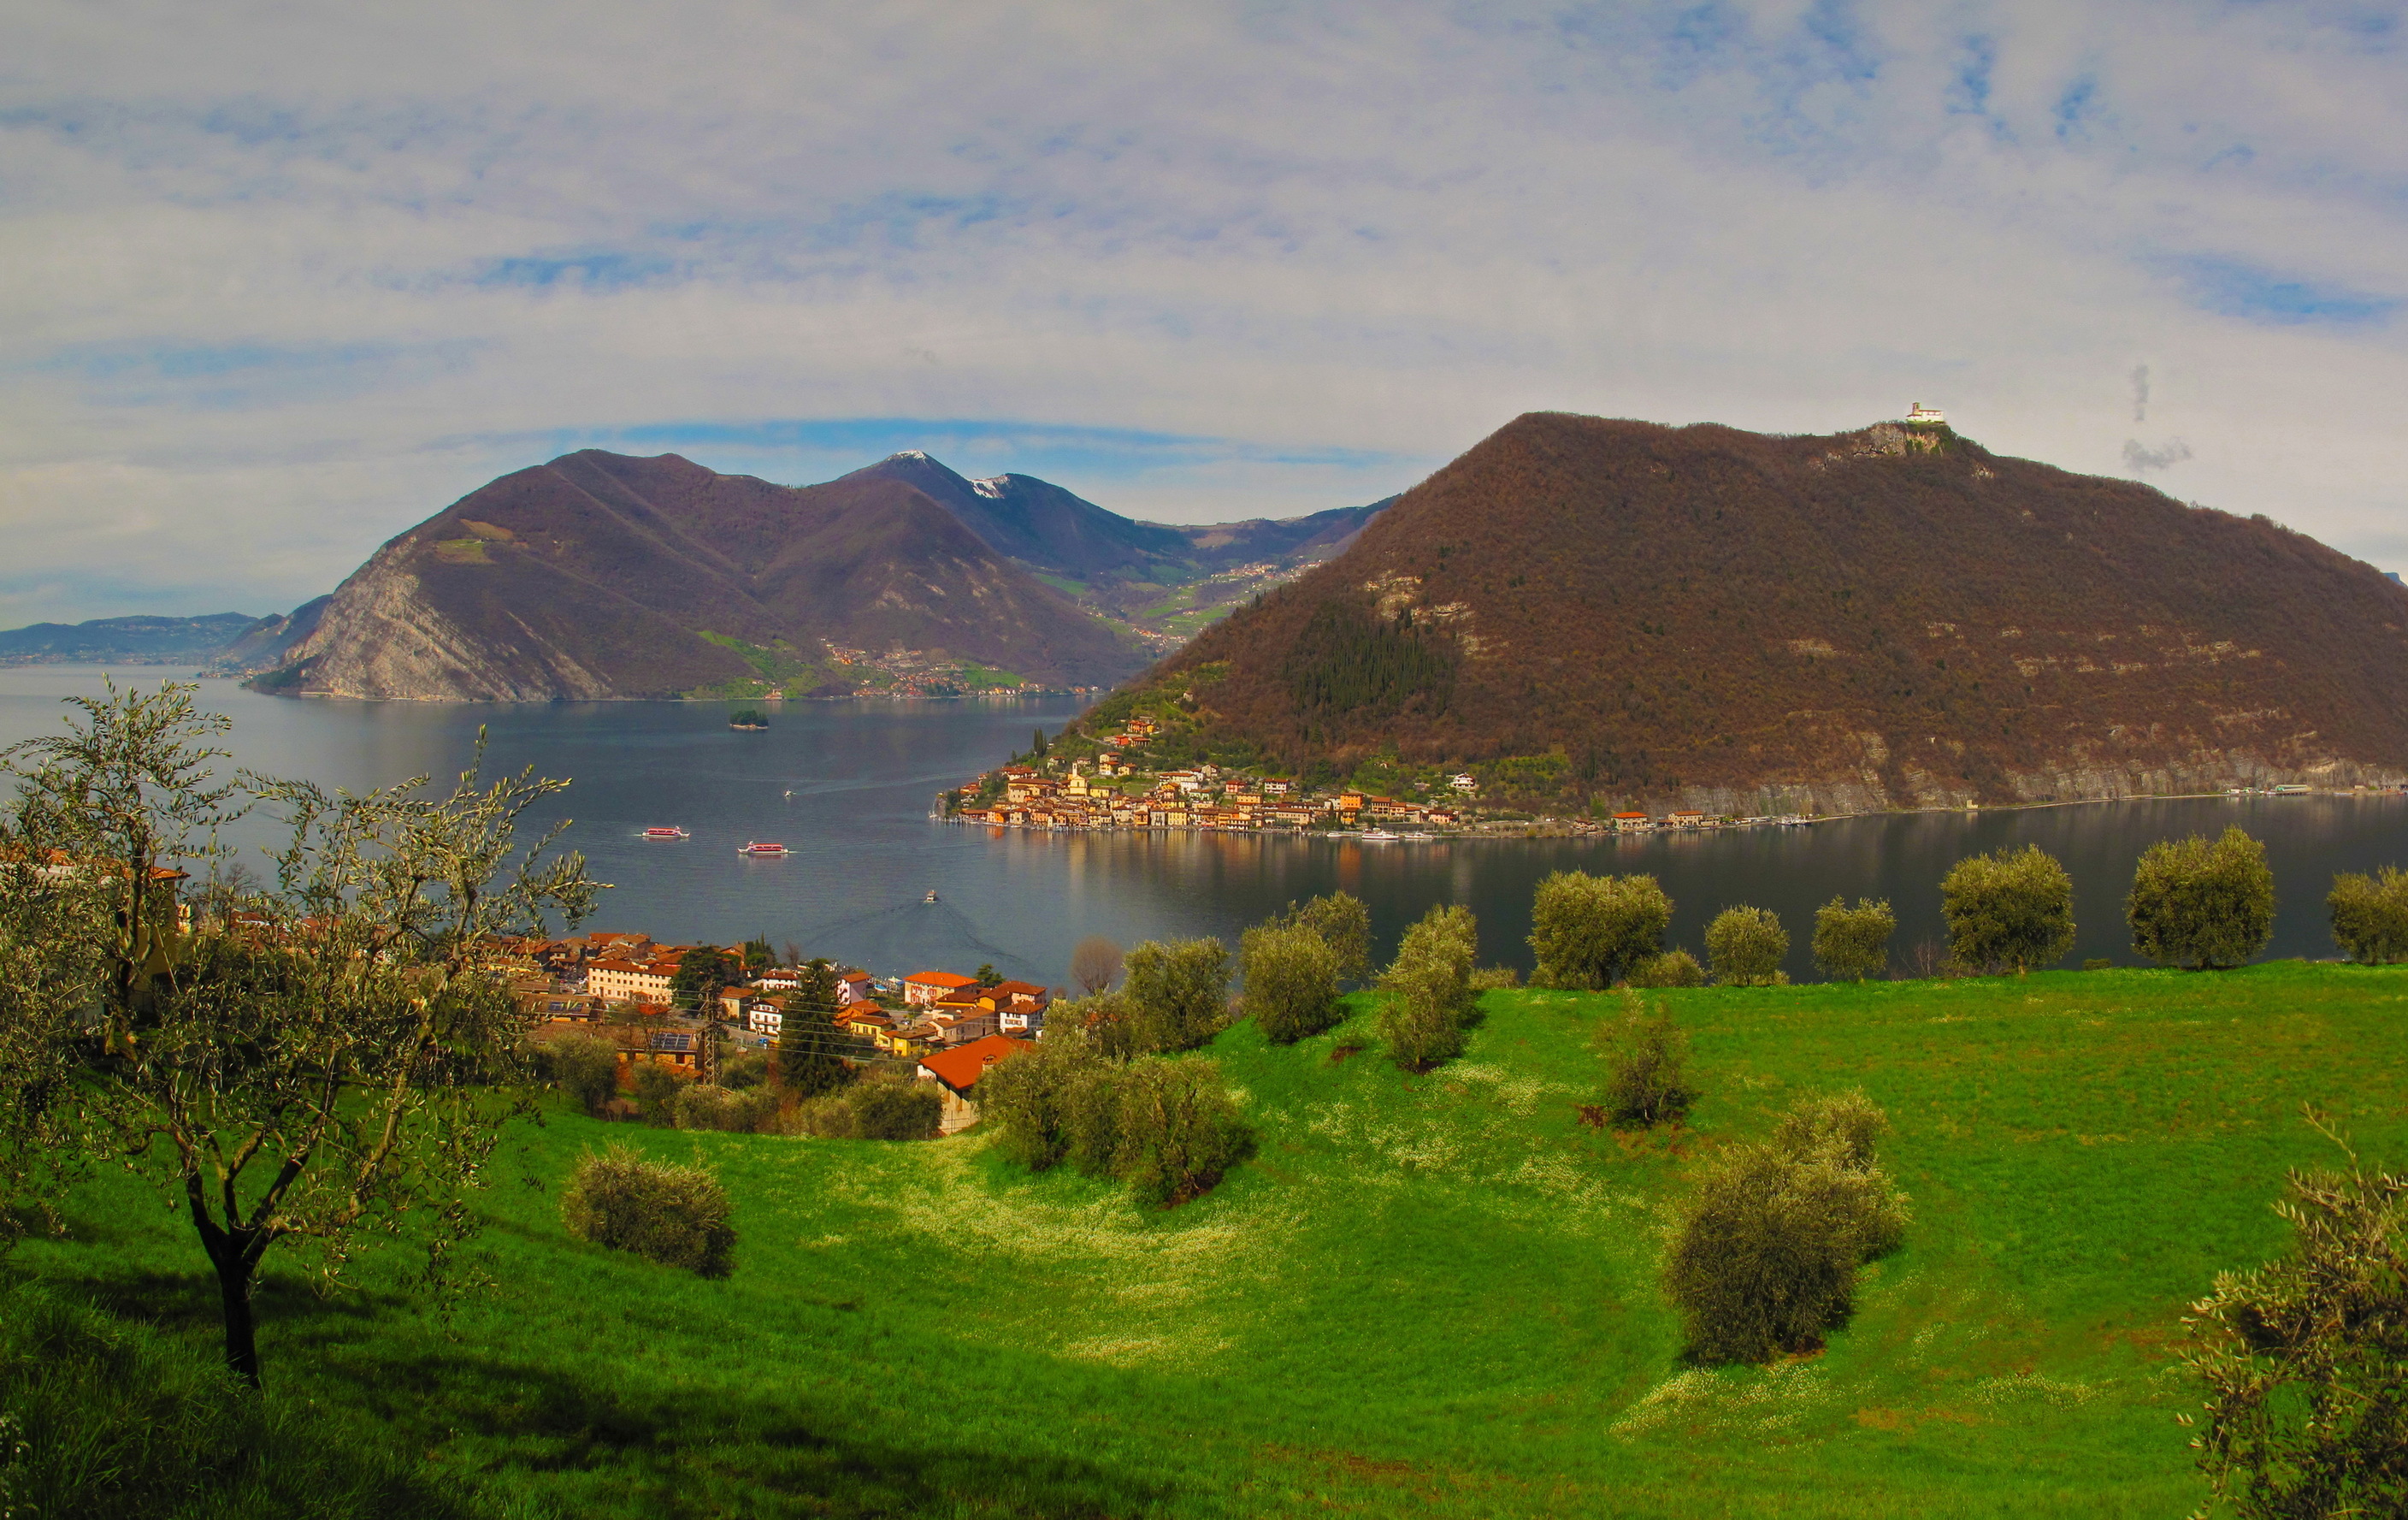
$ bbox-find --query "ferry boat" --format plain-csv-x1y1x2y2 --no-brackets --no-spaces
1357,829,1401,842
924,889,940,902
642,826,689,839
737,841,792,857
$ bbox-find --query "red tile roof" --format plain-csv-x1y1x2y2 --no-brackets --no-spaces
916,1034,1033,1094
904,971,979,990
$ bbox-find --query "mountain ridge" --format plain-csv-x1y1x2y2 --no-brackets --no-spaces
1115,411,2408,812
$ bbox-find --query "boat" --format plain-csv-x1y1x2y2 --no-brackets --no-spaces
1358,829,1400,842
924,889,940,903
642,826,689,839
737,842,791,857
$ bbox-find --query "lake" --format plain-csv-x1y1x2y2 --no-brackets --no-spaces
3,665,2402,987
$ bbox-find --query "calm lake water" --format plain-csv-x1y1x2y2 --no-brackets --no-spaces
3,665,2403,986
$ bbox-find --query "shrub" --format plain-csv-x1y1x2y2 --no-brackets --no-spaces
1602,999,1697,1127
1107,1058,1257,1208
2330,867,2408,965
1942,844,2076,974
1280,891,1372,984
1123,937,1232,1054
671,1082,779,1133
1529,872,1671,989
2081,957,2114,971
559,1144,735,1277
1468,964,1523,991
2181,1125,2408,1517
545,1031,622,1115
848,1079,942,1140
1239,920,1342,1044
629,1062,683,1123
1379,904,1478,1070
1705,907,1789,986
1627,949,1705,988
1812,897,1896,982
719,1049,769,1090
1664,1091,1909,1363
2128,826,2276,970
983,1033,1254,1207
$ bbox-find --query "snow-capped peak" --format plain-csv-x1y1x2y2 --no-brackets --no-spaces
971,476,1008,499
888,449,930,463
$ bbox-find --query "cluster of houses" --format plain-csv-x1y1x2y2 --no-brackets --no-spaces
947,713,1478,834
493,930,1045,1133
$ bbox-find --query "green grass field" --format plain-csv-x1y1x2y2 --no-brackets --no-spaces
11,961,2408,1517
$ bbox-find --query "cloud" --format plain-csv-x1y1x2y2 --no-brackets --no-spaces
4,0,2408,622
2130,364,2148,423
2122,437,2194,475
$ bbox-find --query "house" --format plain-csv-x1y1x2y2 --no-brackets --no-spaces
1667,810,1709,829
915,1033,1036,1134
1449,773,1478,792
743,994,790,1035
1337,793,1366,816
985,979,1050,1033
835,968,876,1005
835,1007,894,1042
902,970,981,1007
1612,812,1652,833
587,956,679,1007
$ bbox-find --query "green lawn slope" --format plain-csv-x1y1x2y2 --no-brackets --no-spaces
11,961,2408,1517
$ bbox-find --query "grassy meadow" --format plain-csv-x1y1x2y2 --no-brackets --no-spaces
10,961,2408,1517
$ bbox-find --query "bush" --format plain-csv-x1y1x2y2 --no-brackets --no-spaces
1705,907,1789,986
1812,897,1896,982
848,1079,943,1140
1280,891,1372,984
1106,1058,1257,1208
2330,867,2408,965
545,1031,622,1115
629,1062,683,1123
1942,844,2076,974
980,1031,1254,1207
1627,949,1705,988
719,1049,769,1090
1468,964,1523,991
1123,937,1232,1054
2182,1126,2408,1517
1529,872,1671,989
1664,1091,1909,1363
2128,826,2275,970
1602,1000,1697,1127
1239,921,1342,1044
1379,904,1479,1070
560,1144,735,1277
2081,957,2114,971
671,1082,780,1133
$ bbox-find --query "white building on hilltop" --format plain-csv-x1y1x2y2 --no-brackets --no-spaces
1906,401,1948,427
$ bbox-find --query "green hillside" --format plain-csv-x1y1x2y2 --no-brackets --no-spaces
11,961,2408,1517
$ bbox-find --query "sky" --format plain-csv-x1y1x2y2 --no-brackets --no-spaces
3,0,2405,624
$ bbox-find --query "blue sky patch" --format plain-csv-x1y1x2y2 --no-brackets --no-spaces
2165,256,2399,326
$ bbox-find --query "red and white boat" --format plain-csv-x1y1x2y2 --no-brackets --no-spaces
643,826,689,839
737,841,791,857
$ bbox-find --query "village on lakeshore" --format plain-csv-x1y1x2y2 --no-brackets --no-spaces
498,929,1043,1133
941,707,2381,840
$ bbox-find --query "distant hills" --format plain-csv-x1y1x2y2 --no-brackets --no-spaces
0,612,263,667
1113,412,2408,812
239,451,1389,701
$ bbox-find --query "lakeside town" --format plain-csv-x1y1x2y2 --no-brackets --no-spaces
498,930,1042,1133
940,710,2395,840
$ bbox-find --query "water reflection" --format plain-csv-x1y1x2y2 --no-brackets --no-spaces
1,666,2401,985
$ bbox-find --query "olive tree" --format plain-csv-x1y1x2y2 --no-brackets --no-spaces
1705,906,1788,986
1379,904,1478,1070
2181,1117,2408,1517
1812,897,1897,982
1122,937,1231,1054
1529,871,1672,989
0,683,600,1388
2128,826,2275,970
1602,997,1697,1128
1278,891,1372,985
1238,920,1342,1044
2329,868,2408,966
1941,844,2076,974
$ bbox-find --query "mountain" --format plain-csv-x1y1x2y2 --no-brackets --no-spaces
850,452,1387,583
201,596,332,676
0,612,262,666
1113,412,2408,813
258,451,1146,701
